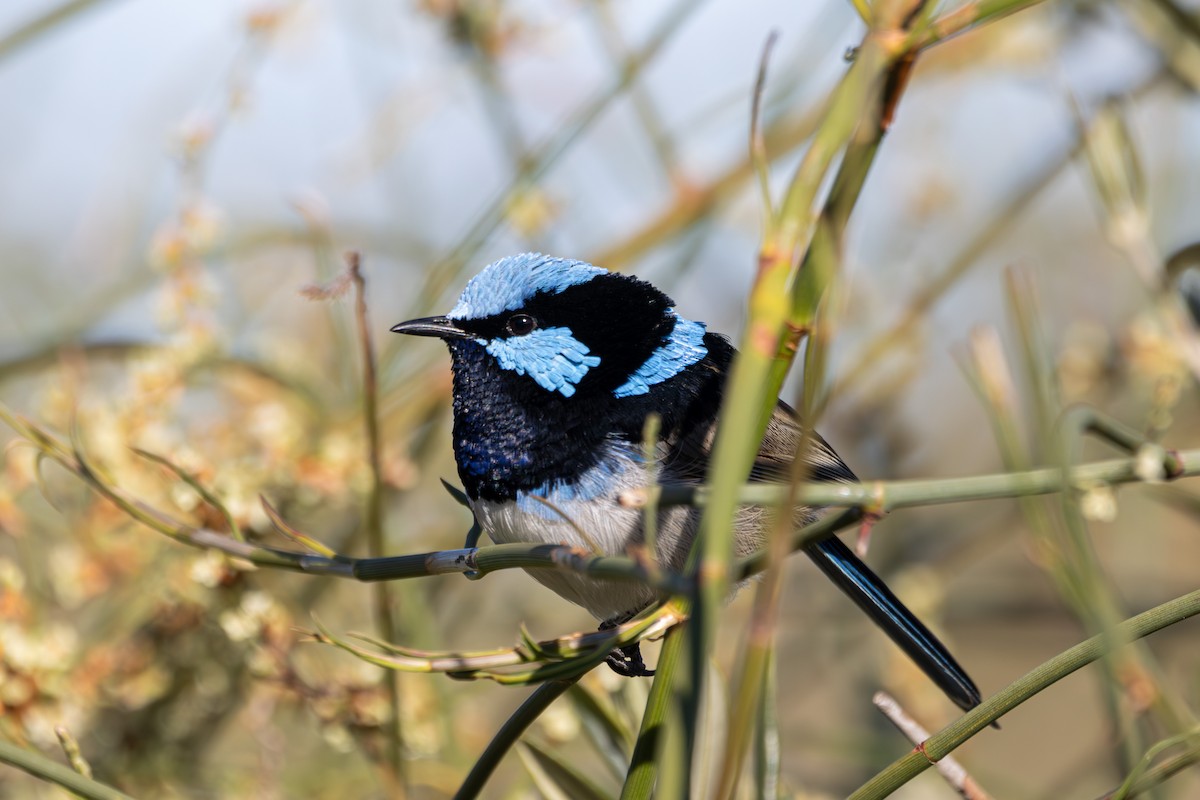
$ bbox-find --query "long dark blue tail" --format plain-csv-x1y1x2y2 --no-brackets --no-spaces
804,536,982,712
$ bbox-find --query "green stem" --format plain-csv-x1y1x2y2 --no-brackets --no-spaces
653,450,1197,510
621,617,688,799
0,0,119,62
922,0,1049,46
0,740,136,800
454,678,579,800
1107,729,1200,800
849,589,1200,800
686,24,899,779
7,406,1198,588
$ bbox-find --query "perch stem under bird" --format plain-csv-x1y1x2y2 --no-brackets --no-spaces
391,253,980,711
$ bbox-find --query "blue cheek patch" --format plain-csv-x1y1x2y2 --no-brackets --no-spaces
613,314,707,398
485,327,601,397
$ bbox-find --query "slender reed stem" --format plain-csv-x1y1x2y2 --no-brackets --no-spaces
454,678,579,800
349,253,405,787
849,590,1200,799
0,740,135,800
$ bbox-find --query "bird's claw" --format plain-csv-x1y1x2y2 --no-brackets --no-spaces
598,613,655,677
604,642,655,678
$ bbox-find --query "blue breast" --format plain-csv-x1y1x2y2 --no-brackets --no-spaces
514,442,637,518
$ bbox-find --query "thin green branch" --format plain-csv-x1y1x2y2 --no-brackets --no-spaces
132,447,243,542
5,404,1198,585
688,10,904,775
0,739,135,800
749,30,779,237
644,450,1197,511
312,605,683,683
453,678,580,800
261,497,338,557
1104,728,1200,800
920,0,1048,46
0,0,121,62
708,2,942,774
849,589,1200,800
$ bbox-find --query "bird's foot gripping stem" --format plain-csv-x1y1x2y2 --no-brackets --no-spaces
599,615,655,678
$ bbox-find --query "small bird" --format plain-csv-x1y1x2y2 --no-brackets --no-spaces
392,253,980,711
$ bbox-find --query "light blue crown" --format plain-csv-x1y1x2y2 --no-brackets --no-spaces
451,254,708,399
448,253,605,320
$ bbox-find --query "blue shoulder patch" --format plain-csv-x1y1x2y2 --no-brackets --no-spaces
449,253,605,320
613,313,707,397
485,326,601,397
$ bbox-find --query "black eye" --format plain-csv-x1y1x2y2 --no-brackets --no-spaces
506,313,537,336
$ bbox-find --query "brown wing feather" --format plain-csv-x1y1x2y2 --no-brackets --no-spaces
752,401,857,485
663,399,856,487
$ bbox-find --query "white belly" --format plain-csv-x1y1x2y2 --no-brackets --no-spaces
469,447,699,622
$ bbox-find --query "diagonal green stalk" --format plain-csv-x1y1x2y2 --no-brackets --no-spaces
683,1,1059,787
620,611,688,799
848,589,1200,799
0,0,119,63
686,19,900,780
919,0,1049,46
1107,728,1200,800
0,740,135,800
710,1,932,780
716,305,847,799
454,678,581,800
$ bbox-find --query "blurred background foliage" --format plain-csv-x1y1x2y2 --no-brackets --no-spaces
1,0,1199,797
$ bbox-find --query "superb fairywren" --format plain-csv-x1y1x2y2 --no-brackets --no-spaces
391,253,980,710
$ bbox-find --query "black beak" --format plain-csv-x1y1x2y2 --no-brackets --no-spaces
389,316,474,340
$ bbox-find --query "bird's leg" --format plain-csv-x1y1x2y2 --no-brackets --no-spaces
599,612,655,678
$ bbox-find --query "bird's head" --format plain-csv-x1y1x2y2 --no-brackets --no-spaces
391,253,708,401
